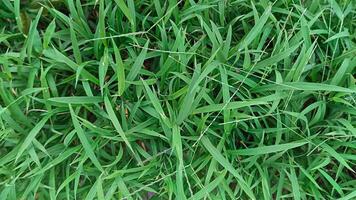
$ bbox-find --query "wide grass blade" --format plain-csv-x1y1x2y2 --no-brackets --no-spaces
69,105,103,171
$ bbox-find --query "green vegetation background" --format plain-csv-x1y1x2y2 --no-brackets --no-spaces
0,0,355,199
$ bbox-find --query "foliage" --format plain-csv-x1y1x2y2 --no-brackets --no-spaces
0,0,356,199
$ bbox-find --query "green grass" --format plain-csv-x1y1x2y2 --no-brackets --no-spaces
0,0,356,199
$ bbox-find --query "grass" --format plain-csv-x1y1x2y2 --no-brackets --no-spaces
0,0,356,199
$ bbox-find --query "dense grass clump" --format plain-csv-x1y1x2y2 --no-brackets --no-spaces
1,0,356,199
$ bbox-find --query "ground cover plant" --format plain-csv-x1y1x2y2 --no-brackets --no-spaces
0,0,356,199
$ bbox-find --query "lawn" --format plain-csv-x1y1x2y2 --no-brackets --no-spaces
0,0,355,199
